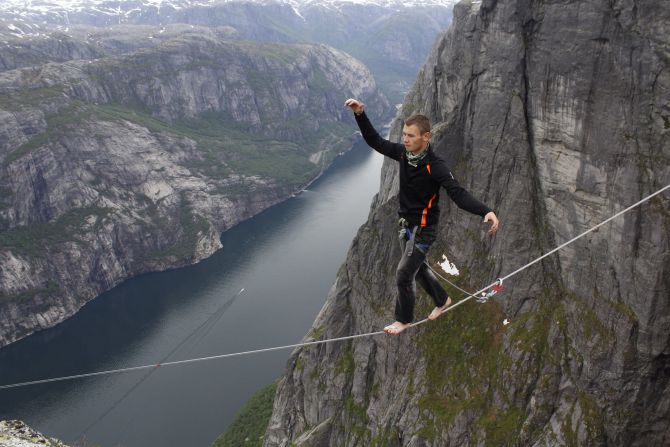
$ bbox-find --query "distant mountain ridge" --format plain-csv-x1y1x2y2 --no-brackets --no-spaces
1,0,458,32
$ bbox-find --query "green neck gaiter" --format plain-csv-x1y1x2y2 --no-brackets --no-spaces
406,147,428,167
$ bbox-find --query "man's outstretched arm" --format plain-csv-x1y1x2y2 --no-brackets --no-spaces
344,99,403,161
432,162,500,235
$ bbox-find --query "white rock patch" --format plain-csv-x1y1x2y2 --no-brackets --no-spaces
438,254,459,276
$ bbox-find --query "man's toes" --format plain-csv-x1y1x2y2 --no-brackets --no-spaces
384,322,409,334
429,299,452,320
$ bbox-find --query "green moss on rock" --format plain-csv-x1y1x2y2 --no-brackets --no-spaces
212,381,278,447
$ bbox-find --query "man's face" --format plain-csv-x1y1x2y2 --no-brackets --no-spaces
402,124,430,154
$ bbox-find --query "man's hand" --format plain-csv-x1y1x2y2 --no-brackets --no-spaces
484,211,499,235
344,98,365,114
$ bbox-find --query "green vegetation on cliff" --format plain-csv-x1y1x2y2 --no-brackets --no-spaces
0,206,112,258
212,381,278,447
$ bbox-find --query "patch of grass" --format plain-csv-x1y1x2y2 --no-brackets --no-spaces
3,81,351,184
561,400,579,447
0,281,61,304
414,282,566,444
93,103,174,134
335,346,355,377
578,391,605,442
3,102,90,167
370,426,401,447
0,84,68,110
93,105,331,184
567,290,609,341
3,132,51,167
371,382,381,400
212,381,278,447
226,144,318,184
417,298,518,439
295,356,305,372
611,298,637,323
243,42,303,65
0,206,113,257
559,392,606,447
345,397,371,439
509,306,552,354
479,406,525,446
407,371,416,397
309,325,325,340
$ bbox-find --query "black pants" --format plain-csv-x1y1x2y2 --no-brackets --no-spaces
395,225,449,324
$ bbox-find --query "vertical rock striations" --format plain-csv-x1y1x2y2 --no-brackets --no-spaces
266,0,670,445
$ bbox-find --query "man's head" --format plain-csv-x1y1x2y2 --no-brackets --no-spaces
402,114,431,154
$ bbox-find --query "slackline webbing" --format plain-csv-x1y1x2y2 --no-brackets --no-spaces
1,183,668,391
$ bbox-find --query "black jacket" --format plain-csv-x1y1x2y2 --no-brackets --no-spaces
355,112,492,228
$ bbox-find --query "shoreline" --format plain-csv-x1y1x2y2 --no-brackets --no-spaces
0,138,361,350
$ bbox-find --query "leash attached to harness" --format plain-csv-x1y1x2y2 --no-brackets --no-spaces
476,278,504,303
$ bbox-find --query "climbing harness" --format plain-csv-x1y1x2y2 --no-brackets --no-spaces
0,183,668,391
398,218,422,256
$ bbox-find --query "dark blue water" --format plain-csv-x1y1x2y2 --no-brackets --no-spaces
0,140,383,447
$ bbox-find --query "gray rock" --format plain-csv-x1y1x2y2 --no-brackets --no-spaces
266,0,670,445
0,420,69,447
0,36,389,347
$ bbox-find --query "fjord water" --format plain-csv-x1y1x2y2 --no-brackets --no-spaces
0,140,383,447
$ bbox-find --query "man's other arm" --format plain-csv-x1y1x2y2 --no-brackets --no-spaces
432,161,499,234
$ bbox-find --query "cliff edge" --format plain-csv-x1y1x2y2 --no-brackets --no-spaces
265,0,670,445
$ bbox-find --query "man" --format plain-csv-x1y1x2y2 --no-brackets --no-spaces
345,98,499,334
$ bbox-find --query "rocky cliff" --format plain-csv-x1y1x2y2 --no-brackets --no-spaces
265,0,670,445
0,420,69,447
0,35,388,347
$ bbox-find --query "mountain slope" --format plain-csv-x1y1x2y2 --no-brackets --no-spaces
0,35,389,347
0,0,457,102
265,0,670,445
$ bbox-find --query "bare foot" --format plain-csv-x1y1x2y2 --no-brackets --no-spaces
384,321,411,335
428,297,452,320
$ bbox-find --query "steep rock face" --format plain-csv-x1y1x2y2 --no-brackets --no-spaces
0,32,104,72
265,0,670,446
0,36,388,347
